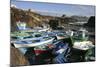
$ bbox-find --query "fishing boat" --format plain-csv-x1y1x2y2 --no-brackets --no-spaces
11,31,31,42
56,32,69,40
16,21,26,30
13,37,54,48
33,27,50,32
71,28,94,50
11,31,47,43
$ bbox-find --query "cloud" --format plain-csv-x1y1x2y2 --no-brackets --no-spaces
11,4,17,8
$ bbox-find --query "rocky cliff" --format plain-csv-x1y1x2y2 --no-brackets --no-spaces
11,7,55,31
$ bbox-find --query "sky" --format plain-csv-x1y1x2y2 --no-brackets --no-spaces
11,0,95,17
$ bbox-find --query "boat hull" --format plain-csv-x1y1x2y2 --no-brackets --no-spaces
14,38,54,48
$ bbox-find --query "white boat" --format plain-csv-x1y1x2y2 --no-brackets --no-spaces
56,33,69,40
56,36,68,40
33,27,50,32
16,21,26,30
73,41,94,50
13,37,54,48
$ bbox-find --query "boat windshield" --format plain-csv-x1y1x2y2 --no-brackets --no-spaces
72,30,88,41
73,31,83,40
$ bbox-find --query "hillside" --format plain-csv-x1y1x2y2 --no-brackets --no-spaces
11,7,55,31
11,7,89,32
